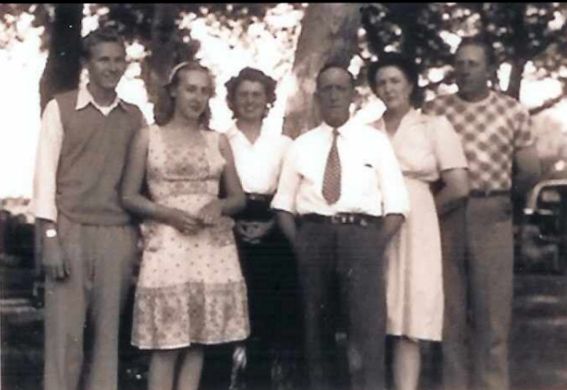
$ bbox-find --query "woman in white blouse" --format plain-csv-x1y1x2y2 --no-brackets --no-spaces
224,67,301,389
367,53,469,390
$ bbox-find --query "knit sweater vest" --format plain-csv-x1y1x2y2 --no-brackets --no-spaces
55,90,143,225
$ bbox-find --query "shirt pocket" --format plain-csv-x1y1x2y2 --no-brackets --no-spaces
352,159,380,196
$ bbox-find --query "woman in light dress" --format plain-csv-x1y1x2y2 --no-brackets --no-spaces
121,61,249,390
368,53,469,390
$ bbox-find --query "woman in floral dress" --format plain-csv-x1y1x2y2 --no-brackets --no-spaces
121,61,249,390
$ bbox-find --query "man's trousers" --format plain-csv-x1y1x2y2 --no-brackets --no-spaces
43,214,138,390
295,220,387,390
441,196,514,390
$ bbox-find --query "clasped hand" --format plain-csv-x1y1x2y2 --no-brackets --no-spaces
235,219,275,244
169,200,223,235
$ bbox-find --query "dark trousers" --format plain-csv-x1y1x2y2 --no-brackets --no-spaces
295,220,387,390
236,225,303,385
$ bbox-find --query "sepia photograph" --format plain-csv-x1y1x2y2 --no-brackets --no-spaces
1,3,567,390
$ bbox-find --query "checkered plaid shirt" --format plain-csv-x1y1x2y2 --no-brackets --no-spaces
422,91,534,191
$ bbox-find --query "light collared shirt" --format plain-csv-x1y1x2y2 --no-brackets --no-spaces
226,123,292,195
272,118,409,217
32,85,131,222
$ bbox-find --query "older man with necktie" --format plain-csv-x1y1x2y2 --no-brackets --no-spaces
272,63,409,390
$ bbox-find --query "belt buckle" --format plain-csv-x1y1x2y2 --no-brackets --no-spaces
332,214,356,224
248,194,261,201
330,214,341,224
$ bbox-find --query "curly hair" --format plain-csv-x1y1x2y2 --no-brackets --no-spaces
81,26,126,60
154,61,215,128
224,67,277,119
366,52,423,108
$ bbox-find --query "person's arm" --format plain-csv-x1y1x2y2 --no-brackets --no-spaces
377,213,404,251
33,99,70,280
431,116,470,216
121,126,201,234
375,134,410,218
196,134,246,224
512,107,542,195
435,168,469,216
276,210,298,246
219,134,246,216
373,133,410,253
513,145,541,195
271,141,301,246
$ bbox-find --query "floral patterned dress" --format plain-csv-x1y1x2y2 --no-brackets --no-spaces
131,125,250,349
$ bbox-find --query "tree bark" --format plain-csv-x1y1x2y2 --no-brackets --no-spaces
505,4,527,99
39,4,83,113
140,4,180,105
282,3,362,139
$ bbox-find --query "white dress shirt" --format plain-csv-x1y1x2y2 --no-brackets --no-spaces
226,123,292,195
272,119,410,217
32,86,127,222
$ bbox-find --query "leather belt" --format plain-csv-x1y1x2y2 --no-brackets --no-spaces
245,193,273,203
470,189,510,198
301,213,382,226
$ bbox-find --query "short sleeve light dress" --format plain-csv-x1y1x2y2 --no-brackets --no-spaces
376,109,467,341
131,125,250,349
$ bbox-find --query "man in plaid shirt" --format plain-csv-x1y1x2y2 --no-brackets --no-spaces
423,36,541,390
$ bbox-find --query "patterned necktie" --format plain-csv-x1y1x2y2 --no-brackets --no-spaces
322,128,341,204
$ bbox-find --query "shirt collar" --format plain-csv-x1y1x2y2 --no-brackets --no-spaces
75,84,126,113
320,117,354,136
375,107,425,131
454,90,494,106
227,121,270,144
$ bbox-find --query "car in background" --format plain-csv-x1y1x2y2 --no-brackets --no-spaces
517,160,567,274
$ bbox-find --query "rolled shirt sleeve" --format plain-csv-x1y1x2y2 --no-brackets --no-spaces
32,99,63,222
271,142,300,214
375,134,410,217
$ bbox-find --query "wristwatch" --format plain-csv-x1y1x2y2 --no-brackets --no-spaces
45,228,58,238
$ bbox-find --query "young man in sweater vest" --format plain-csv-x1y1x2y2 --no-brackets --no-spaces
33,27,144,390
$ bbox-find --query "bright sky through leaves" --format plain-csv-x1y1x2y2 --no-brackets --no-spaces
1,4,566,200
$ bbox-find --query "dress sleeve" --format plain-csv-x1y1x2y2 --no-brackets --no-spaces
431,115,468,171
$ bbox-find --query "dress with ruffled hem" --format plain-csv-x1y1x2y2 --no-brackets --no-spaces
131,125,250,349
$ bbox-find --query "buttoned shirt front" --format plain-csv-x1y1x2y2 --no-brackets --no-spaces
422,91,534,192
32,86,130,222
272,119,409,217
226,123,292,195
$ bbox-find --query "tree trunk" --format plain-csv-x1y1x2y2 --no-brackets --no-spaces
506,58,526,100
505,4,527,99
141,4,182,105
39,4,83,113
282,3,362,139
